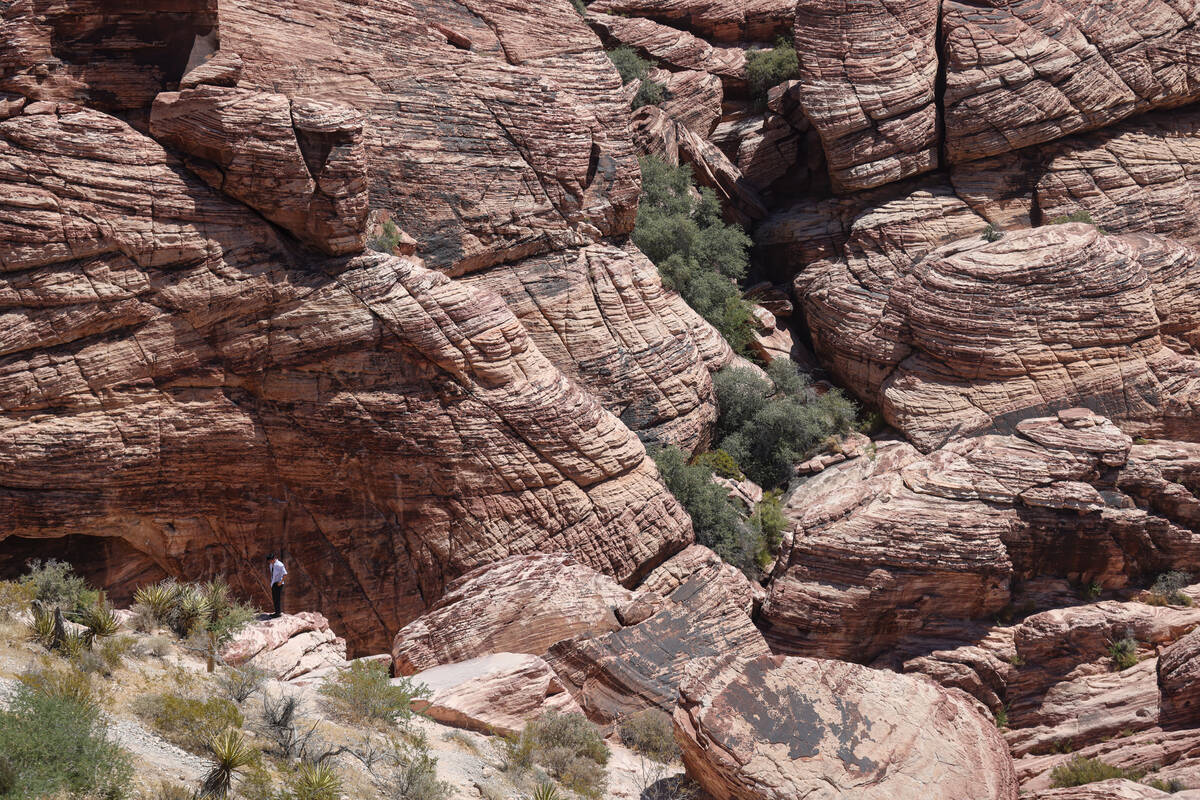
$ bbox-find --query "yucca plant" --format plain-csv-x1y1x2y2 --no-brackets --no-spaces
201,580,233,622
290,761,341,800
134,581,182,625
533,783,563,800
170,587,212,637
27,604,56,648
199,729,255,799
78,599,121,645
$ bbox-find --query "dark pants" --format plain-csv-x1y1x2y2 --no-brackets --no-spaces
272,582,283,616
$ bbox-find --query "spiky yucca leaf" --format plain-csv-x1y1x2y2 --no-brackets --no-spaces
199,728,255,798
290,762,341,800
134,581,182,624
26,605,56,647
78,600,121,642
533,783,563,800
169,587,212,637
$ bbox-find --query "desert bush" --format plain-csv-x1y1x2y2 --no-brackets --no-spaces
259,692,343,763
20,559,98,619
748,490,787,570
133,692,244,754
1145,571,1194,606
652,445,758,573
1145,777,1188,792
380,748,453,800
1108,636,1139,671
133,579,257,643
134,581,182,624
282,762,342,800
633,157,755,353
144,634,175,658
618,710,680,763
19,660,100,709
98,634,137,670
745,39,799,108
713,363,855,488
504,712,610,799
1049,210,1096,225
532,784,563,800
982,224,1004,242
0,580,34,621
606,46,665,108
693,449,743,481
0,679,131,799
78,598,122,644
369,219,403,254
319,661,430,728
218,663,269,703
1049,756,1143,788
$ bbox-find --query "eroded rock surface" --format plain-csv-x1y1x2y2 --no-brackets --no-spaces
675,654,1019,800
221,612,347,680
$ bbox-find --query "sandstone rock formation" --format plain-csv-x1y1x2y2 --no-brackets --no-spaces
587,0,794,42
391,554,636,674
1159,626,1200,728
0,103,691,654
941,0,1200,165
762,411,1200,661
675,654,1019,800
799,223,1200,450
409,652,583,736
585,12,746,88
792,0,939,192
221,612,347,680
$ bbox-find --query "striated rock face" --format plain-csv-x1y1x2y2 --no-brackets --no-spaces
220,612,347,680
409,652,582,736
585,12,746,88
587,0,793,42
799,223,1200,450
150,86,368,255
1159,626,1200,728
762,411,1200,661
0,105,691,654
1029,781,1181,800
545,558,769,723
390,555,635,674
942,0,1200,165
675,654,1019,800
793,0,939,192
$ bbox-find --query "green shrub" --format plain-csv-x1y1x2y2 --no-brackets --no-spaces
1049,210,1096,225
994,706,1009,729
618,710,679,763
505,712,610,799
693,449,743,480
0,580,34,621
749,490,787,570
133,578,256,642
1048,756,1143,788
713,364,855,488
20,559,98,619
0,680,131,799
78,598,122,644
285,762,342,800
652,445,758,573
319,661,430,728
133,693,244,754
369,219,404,254
982,224,1004,242
570,0,587,14
1146,571,1193,606
633,157,755,353
1145,777,1187,792
218,663,269,703
606,47,666,108
1108,636,1139,671
745,39,799,109
19,660,101,710
385,747,453,800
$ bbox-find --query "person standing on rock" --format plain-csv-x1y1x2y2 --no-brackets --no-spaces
268,553,287,618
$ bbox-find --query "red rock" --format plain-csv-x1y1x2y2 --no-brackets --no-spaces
391,554,635,675
1016,727,1200,792
648,68,722,137
942,0,1200,165
793,0,940,192
220,612,347,680
150,86,368,255
1029,780,1178,799
1159,626,1200,728
546,562,769,722
0,106,691,654
585,12,745,88
409,652,582,736
637,543,759,616
675,654,1019,800
587,0,793,42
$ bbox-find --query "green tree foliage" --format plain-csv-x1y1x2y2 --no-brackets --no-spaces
714,361,856,488
745,39,799,109
633,157,755,352
606,47,665,108
652,445,757,572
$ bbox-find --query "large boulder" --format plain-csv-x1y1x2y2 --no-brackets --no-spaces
391,554,636,674
799,223,1200,451
674,654,1019,800
1159,626,1200,728
221,612,347,680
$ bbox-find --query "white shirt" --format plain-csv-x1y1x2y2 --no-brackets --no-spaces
270,559,287,585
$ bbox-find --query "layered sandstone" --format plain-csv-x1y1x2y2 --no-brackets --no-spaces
587,0,794,42
799,223,1200,450
675,654,1019,800
221,612,347,680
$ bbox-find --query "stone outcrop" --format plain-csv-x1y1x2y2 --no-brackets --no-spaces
1030,781,1185,800
585,12,746,88
409,652,582,736
150,86,369,255
0,104,691,654
648,68,722,138
799,223,1200,450
762,411,1200,662
675,654,1019,800
587,0,794,42
793,0,939,192
220,612,347,680
1159,627,1200,728
546,562,768,722
942,0,1200,165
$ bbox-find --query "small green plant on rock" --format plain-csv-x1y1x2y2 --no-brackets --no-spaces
1049,756,1144,788
619,710,680,763
982,224,1004,242
1144,571,1193,606
745,38,799,109
319,660,430,728
1108,635,1139,671
1049,210,1096,225
606,47,665,108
